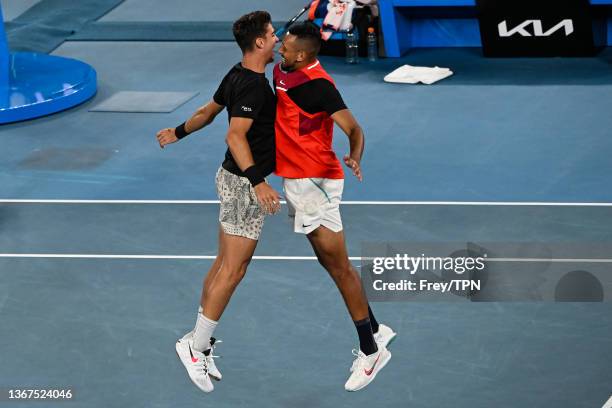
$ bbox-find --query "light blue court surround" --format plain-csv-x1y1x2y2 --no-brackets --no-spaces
2,42,612,202
89,91,199,113
0,3,97,124
0,0,41,21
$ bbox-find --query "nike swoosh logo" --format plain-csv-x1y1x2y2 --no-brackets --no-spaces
280,80,286,85
364,354,381,376
188,344,199,363
302,224,312,228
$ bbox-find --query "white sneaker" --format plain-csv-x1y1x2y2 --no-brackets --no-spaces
350,324,396,372
180,331,222,381
175,335,214,393
374,324,397,348
206,337,223,381
344,346,391,392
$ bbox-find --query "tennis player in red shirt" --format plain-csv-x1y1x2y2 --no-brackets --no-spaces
275,21,396,392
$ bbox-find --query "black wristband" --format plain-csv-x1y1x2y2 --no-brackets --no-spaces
175,122,189,139
243,165,264,187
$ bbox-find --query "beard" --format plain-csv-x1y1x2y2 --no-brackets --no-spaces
280,58,296,71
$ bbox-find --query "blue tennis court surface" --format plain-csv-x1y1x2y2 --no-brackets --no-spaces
0,200,610,407
1,0,612,406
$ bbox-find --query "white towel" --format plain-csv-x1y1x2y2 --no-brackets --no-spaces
323,0,355,31
384,65,453,85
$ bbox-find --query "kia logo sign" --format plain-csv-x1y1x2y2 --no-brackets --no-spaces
477,0,601,57
498,19,574,37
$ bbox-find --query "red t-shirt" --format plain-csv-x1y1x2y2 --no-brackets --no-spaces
273,60,344,179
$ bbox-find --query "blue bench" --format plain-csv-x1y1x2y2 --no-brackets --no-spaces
379,0,612,56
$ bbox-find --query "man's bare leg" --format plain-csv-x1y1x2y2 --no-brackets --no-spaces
199,225,225,309
307,225,393,392
306,226,379,355
189,229,258,362
201,231,258,321
307,226,369,321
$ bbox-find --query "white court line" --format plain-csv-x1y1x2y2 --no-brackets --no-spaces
486,258,612,263
1,254,612,262
602,395,612,408
0,254,320,260
1,199,612,206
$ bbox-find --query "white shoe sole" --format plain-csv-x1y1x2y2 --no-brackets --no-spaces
175,341,214,393
346,349,392,392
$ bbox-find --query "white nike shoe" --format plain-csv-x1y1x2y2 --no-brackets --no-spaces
344,346,391,392
180,331,222,381
175,335,214,393
206,337,223,381
350,324,397,372
374,324,397,349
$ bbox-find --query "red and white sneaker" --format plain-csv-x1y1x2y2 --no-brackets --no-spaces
344,345,391,392
179,331,222,381
175,335,214,393
350,324,396,372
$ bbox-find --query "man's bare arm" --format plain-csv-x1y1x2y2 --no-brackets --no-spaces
185,100,225,133
156,100,224,148
225,117,258,171
331,108,365,181
226,117,281,213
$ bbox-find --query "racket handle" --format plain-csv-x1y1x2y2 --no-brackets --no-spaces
275,1,313,37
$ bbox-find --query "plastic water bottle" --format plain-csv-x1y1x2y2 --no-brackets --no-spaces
345,30,358,64
367,27,377,62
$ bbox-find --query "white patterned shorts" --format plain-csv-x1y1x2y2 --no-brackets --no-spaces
216,167,265,240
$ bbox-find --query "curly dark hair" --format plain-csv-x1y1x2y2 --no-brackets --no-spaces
232,11,272,52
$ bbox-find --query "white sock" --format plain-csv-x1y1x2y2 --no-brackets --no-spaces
192,305,204,333
193,312,218,352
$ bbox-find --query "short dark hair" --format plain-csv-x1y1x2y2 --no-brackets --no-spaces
232,11,272,52
287,21,321,56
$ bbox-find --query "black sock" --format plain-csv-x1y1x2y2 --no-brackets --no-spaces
354,317,378,355
368,305,379,334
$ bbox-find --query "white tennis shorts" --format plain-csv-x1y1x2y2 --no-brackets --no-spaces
283,177,344,234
